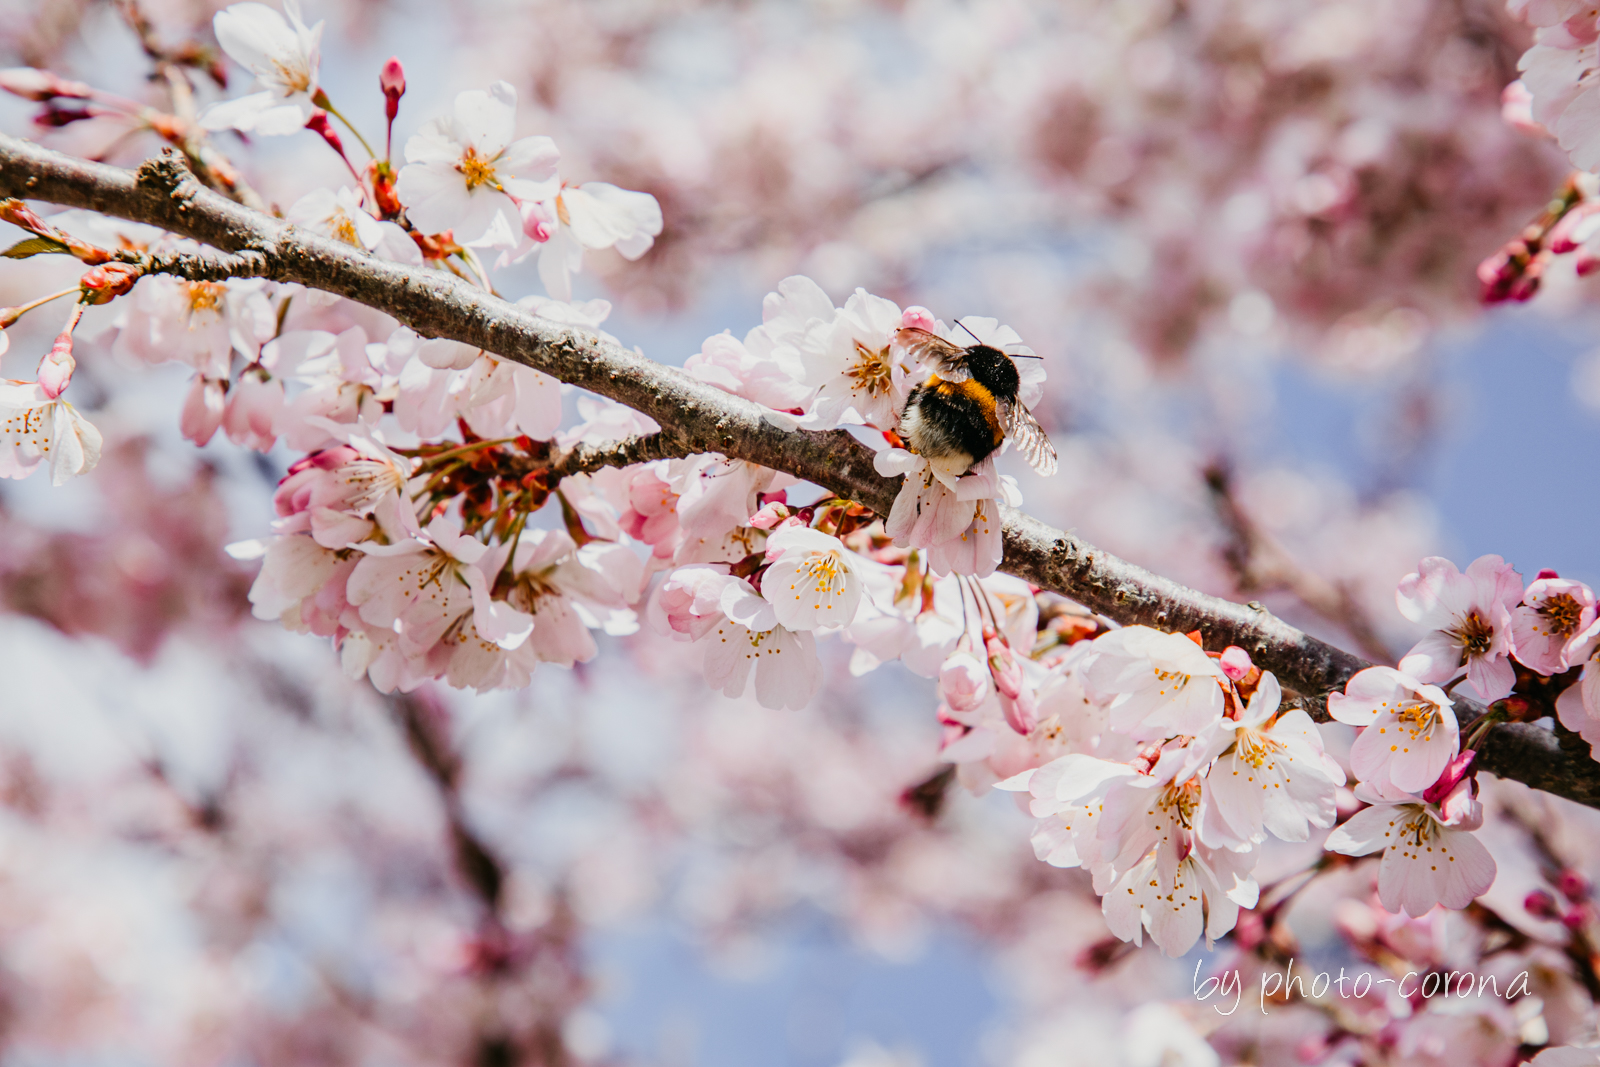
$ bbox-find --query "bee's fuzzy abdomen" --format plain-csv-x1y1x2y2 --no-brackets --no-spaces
900,378,1003,474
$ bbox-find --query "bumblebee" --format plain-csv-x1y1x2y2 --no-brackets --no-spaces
894,323,1058,479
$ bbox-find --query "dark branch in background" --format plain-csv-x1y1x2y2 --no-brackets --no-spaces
1203,461,1394,665
391,689,584,1067
0,133,1595,808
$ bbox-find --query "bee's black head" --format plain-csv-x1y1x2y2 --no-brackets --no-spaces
965,343,1020,399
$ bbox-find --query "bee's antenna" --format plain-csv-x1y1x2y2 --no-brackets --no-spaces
953,318,983,344
1010,353,1044,359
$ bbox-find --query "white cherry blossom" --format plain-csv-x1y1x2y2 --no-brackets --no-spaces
761,525,862,631
1100,838,1259,957
1082,626,1228,741
531,182,664,302
0,380,103,485
1196,673,1344,848
200,0,323,136
795,288,911,431
396,81,560,243
702,618,823,710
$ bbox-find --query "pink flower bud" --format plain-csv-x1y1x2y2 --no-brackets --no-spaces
1537,568,1561,580
1525,888,1560,919
1558,869,1593,903
381,57,406,121
1564,906,1590,930
0,67,90,102
747,502,790,529
901,306,938,333
1421,749,1477,808
36,331,74,398
519,198,555,244
305,109,345,157
1218,645,1253,681
180,376,226,447
939,651,991,713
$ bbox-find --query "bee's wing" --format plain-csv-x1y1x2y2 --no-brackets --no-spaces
1003,400,1059,476
893,327,972,383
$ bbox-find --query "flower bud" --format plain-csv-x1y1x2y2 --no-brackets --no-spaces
79,262,142,305
900,306,938,333
1218,645,1254,681
381,57,406,121
0,67,90,102
36,330,74,398
1524,888,1559,919
305,109,345,157
519,198,555,244
939,651,991,713
1558,869,1593,903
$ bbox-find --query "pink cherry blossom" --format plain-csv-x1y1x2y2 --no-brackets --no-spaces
1324,779,1497,918
684,330,815,412
1395,554,1523,701
112,276,276,379
221,368,282,452
1512,575,1598,675
1329,665,1459,794
1556,649,1600,758
938,650,991,713
179,375,225,447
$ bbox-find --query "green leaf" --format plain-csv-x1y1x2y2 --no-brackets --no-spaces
1,235,70,259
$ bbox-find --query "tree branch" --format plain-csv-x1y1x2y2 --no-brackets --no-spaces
1,134,1594,808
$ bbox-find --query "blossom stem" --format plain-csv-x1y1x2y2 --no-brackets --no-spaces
312,92,378,161
0,285,80,327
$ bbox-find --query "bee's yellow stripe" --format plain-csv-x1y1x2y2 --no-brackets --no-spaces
929,377,1003,446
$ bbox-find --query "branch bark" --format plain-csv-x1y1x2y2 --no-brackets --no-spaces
1,134,1593,808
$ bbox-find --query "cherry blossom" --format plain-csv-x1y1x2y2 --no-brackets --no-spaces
179,375,225,447
112,276,276,380
684,330,814,413
395,81,560,243
1324,779,1497,918
1196,673,1344,848
1513,3,1600,170
1100,837,1259,957
1329,665,1459,794
1081,626,1227,742
762,526,862,631
200,1,323,136
285,186,420,264
795,288,909,432
1556,647,1600,757
530,183,664,302
1512,574,1598,675
0,380,102,485
1395,554,1524,701
345,516,531,671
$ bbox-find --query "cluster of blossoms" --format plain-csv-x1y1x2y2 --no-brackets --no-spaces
11,0,1600,1004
